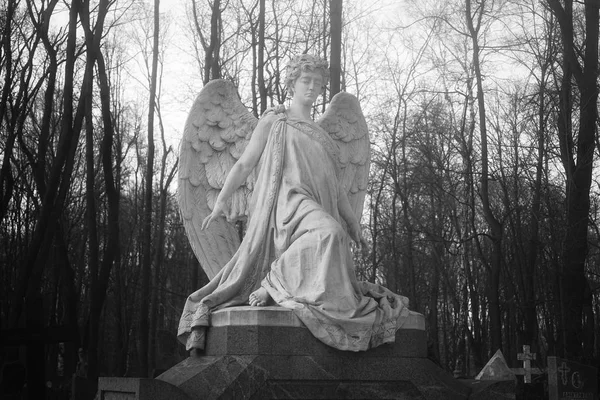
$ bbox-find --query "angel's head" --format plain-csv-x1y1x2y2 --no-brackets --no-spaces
285,54,330,98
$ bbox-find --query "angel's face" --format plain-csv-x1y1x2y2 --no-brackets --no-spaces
292,71,324,106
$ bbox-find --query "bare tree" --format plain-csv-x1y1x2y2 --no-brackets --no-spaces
464,0,503,355
140,0,161,378
76,0,123,380
191,0,223,84
9,0,89,328
329,0,342,99
257,0,267,114
546,0,599,359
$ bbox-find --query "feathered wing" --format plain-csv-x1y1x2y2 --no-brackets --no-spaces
178,79,258,280
317,92,370,224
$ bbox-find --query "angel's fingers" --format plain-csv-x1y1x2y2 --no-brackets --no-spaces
354,234,364,247
360,238,370,256
201,214,214,230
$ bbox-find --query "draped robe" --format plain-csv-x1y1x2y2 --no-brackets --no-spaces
178,113,409,352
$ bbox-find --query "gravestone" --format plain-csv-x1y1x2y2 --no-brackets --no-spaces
548,356,598,400
475,349,516,381
470,349,517,400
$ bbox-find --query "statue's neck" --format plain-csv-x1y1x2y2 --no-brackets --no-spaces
287,101,312,121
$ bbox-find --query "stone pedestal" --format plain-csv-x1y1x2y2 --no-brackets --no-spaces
153,306,471,399
98,306,472,399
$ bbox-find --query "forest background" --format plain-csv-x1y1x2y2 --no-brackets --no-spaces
0,0,599,392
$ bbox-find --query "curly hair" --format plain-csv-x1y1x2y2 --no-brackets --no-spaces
284,54,330,96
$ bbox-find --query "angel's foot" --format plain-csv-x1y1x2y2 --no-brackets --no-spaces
249,287,271,307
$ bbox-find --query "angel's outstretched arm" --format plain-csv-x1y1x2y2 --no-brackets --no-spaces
202,115,275,230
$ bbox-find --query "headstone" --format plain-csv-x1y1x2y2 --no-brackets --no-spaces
548,356,598,400
475,349,516,381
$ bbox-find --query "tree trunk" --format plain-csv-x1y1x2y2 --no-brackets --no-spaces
258,0,267,114
83,40,101,378
210,0,222,80
465,0,503,355
0,0,16,220
428,240,441,364
149,113,177,375
523,57,549,349
56,228,80,378
77,0,120,380
10,0,85,327
329,0,342,99
547,0,599,359
140,0,160,377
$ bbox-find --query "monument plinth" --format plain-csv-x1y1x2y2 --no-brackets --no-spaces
98,307,471,399
200,306,426,358
113,306,468,400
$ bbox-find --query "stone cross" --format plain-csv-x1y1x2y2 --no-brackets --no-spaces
516,345,537,383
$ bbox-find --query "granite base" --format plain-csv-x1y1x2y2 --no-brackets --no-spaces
99,306,472,399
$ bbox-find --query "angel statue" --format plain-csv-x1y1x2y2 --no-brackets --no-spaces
177,54,410,354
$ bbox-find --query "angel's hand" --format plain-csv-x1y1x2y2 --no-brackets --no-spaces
357,234,370,257
201,200,230,230
349,223,369,257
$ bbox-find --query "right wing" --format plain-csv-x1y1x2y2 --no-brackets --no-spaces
178,79,258,280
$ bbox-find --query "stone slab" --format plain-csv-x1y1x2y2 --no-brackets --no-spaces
211,306,304,327
157,355,472,400
251,379,426,399
204,324,427,358
97,377,191,400
211,306,425,330
464,379,516,400
206,306,427,358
